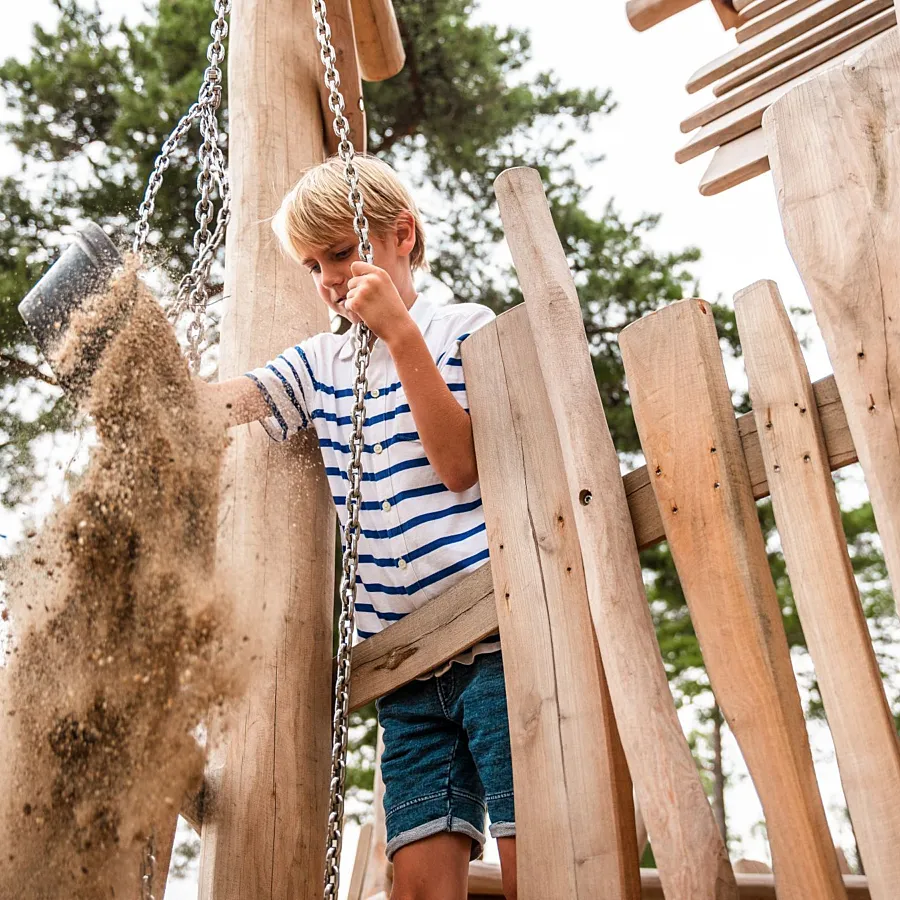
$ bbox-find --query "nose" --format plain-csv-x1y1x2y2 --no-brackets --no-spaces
321,264,345,293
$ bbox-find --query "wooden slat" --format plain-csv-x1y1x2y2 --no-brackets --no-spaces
699,129,770,195
687,0,864,92
347,821,373,900
766,28,900,612
739,0,789,21
467,306,639,899
682,10,894,132
736,0,766,10
619,299,847,900
349,0,405,81
738,0,818,40
360,730,392,899
736,281,900,900
735,860,774,874
677,33,880,162
494,166,737,900
626,0,704,30
712,0,744,29
317,0,366,156
713,0,893,95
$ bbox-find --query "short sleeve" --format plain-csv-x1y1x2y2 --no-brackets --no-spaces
436,304,497,412
244,342,316,441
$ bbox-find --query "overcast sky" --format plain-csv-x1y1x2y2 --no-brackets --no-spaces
0,0,864,893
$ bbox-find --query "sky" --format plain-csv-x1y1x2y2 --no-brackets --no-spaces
0,0,874,895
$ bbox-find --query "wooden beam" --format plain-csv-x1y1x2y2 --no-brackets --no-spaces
494,167,736,900
350,0,405,81
737,279,900,900
687,0,864,93
699,129,770,195
196,0,336,896
620,299,847,900
738,0,788,22
765,26,900,623
737,0,818,41
626,0,704,31
467,306,640,899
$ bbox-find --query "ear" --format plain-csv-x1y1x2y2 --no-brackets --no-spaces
394,211,417,259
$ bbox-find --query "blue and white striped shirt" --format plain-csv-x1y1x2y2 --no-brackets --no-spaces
245,294,499,673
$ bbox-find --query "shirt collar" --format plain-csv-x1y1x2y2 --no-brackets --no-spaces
337,293,434,361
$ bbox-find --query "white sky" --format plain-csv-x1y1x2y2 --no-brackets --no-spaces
0,0,871,895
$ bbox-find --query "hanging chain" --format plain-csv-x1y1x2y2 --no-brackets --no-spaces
311,1,373,897
133,0,232,372
140,831,157,900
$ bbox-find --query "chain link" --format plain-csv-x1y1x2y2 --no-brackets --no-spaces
133,0,232,372
311,1,373,897
140,831,156,900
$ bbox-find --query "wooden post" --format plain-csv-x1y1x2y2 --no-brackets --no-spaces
735,280,900,900
763,29,900,596
196,0,335,896
464,305,640,900
619,299,846,900
493,167,737,900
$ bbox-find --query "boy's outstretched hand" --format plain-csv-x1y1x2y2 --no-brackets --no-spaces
345,261,415,344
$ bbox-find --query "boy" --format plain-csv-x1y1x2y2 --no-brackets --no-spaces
201,155,517,900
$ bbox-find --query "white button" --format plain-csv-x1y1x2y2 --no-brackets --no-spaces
371,388,380,398
398,558,407,570
382,500,392,512
374,443,383,454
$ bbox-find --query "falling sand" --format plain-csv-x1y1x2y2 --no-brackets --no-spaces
0,258,248,898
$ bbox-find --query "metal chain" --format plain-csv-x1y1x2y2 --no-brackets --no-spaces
140,831,156,900
133,0,232,372
311,1,373,897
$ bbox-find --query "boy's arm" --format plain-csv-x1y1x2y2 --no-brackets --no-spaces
385,322,478,493
197,377,272,428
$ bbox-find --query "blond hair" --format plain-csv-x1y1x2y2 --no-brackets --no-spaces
273,155,428,271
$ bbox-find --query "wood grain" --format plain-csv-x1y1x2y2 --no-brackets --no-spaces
195,0,336,896
349,0,405,81
619,299,847,900
738,0,818,40
682,10,894,132
626,0,704,30
494,167,737,900
315,0,366,156
738,0,789,21
466,305,639,899
677,33,880,161
765,28,900,610
699,129,770,195
713,0,893,95
687,0,864,92
736,280,900,900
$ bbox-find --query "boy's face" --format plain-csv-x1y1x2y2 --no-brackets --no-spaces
298,215,415,323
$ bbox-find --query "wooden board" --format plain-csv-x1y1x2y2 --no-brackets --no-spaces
735,280,900,900
736,0,767,10
350,0,405,82
682,10,895,132
619,299,847,900
626,0,704,30
677,34,880,162
738,0,787,20
687,0,865,92
738,0,819,40
713,0,893,95
467,306,639,900
493,167,737,900
712,0,744,28
699,129,770,195
765,28,900,609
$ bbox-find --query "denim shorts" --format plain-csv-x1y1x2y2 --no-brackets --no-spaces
376,649,516,860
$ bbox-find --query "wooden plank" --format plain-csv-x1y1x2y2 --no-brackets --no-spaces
699,129,770,195
466,306,639,899
195,0,336,895
735,860,774,874
349,0,405,82
687,0,864,92
347,822,373,900
677,33,880,162
626,0,705,30
735,280,900,900
739,0,789,21
360,729,392,899
620,299,847,900
738,0,818,40
316,0,366,156
736,0,766,10
683,10,894,132
494,166,737,900
765,28,900,611
712,0,743,29
713,0,893,95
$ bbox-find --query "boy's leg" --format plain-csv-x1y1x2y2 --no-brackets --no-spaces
497,837,517,900
391,832,471,900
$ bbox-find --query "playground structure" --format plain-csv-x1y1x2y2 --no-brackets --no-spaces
7,0,900,897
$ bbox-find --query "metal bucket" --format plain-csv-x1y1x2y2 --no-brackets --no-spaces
18,222,122,389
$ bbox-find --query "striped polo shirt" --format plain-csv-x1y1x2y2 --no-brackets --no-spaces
245,293,499,674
